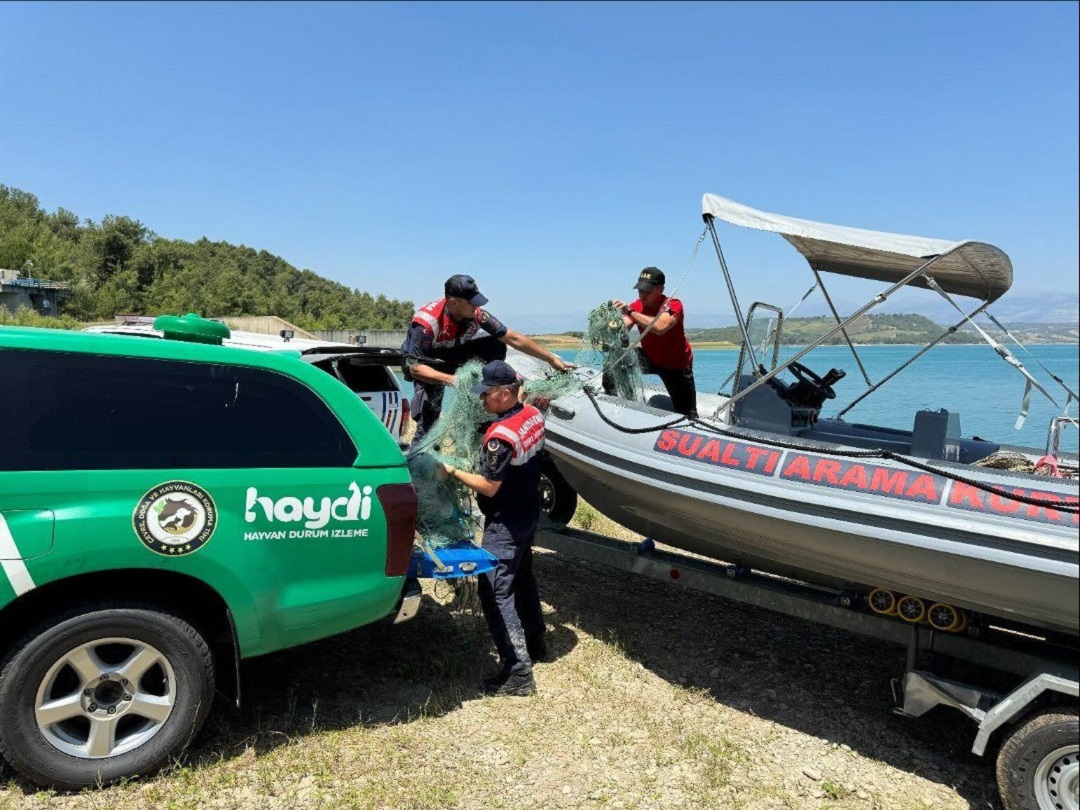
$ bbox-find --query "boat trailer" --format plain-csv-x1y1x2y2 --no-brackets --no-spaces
534,521,1079,810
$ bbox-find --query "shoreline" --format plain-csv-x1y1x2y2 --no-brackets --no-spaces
532,337,1080,351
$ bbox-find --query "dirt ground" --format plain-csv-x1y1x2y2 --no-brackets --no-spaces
0,503,1007,810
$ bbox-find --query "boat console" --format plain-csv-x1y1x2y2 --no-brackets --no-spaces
731,363,1002,464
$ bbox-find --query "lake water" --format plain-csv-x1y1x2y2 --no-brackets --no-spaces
399,343,1079,454
552,343,1079,454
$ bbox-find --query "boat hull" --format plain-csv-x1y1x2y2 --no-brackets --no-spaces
545,394,1080,636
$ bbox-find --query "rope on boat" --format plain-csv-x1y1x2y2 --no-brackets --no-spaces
973,451,1036,474
579,388,1080,514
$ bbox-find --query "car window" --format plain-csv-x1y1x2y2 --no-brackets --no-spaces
314,358,397,393
0,349,358,471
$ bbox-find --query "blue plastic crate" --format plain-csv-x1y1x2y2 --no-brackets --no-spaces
410,540,497,580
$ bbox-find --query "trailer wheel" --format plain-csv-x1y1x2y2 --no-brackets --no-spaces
539,455,578,525
996,707,1079,810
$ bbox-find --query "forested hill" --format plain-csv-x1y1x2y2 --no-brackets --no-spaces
689,313,1005,345
0,185,414,330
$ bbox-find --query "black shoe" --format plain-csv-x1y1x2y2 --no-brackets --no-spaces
486,672,536,697
482,665,512,692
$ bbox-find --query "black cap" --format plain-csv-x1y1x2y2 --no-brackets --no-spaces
444,274,488,306
633,266,665,292
470,360,521,395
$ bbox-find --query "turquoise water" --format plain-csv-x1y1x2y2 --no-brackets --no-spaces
554,343,1080,453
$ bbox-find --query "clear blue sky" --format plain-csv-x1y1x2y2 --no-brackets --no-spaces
2,2,1077,331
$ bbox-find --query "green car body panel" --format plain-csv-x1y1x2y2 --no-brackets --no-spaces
0,325,414,658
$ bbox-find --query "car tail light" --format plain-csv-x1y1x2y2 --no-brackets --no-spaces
377,483,417,577
399,397,411,438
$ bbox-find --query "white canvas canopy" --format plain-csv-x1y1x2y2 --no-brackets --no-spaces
702,194,1013,303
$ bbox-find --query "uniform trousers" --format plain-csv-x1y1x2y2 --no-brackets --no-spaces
477,516,545,677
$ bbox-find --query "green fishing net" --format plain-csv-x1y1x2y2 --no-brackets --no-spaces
407,361,488,548
578,301,643,400
408,302,641,548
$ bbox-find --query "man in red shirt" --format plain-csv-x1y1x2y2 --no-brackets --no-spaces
608,266,698,418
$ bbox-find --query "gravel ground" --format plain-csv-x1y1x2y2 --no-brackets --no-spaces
0,501,1007,809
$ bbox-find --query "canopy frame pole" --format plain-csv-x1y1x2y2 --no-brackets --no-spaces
836,299,992,419
705,215,759,373
921,273,1061,412
714,248,963,421
810,267,873,387
984,312,1079,406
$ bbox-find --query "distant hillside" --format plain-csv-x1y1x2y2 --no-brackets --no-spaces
0,184,413,330
687,313,1078,346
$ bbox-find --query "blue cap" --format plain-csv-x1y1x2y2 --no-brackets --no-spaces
444,274,488,306
470,360,521,395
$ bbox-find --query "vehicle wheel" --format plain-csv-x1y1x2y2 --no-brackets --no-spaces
0,602,215,789
996,707,1079,810
538,454,578,525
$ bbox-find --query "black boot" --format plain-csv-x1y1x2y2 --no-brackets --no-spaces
482,664,512,692
486,672,536,697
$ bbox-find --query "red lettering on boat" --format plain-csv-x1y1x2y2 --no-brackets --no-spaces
949,481,985,508
745,446,771,471
839,464,869,489
1026,493,1062,522
783,455,811,479
813,459,842,484
869,468,908,494
905,474,939,502
763,451,780,474
987,490,1024,514
697,440,722,462
720,444,740,466
657,430,680,452
678,434,702,456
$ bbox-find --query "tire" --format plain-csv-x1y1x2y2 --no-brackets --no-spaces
996,706,1079,810
0,601,215,789
539,454,578,525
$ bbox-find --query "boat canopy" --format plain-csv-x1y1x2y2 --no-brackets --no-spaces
702,194,1013,303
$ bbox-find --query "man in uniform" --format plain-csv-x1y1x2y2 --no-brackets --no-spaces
402,274,574,442
440,360,547,697
608,266,698,418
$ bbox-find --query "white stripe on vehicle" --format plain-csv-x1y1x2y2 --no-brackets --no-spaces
0,514,37,596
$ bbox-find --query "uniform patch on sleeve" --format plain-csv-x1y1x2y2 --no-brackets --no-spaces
487,439,501,452
476,309,490,324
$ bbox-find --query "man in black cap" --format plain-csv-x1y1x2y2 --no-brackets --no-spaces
440,359,547,697
402,274,574,442
608,266,698,418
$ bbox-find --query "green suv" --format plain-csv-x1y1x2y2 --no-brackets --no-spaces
0,315,418,788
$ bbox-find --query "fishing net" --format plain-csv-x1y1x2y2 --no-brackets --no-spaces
407,361,488,548
577,301,643,400
407,301,640,548
408,361,584,547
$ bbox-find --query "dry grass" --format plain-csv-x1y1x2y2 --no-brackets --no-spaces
0,502,1003,809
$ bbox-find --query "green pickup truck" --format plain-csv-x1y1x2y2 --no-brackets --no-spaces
0,315,419,789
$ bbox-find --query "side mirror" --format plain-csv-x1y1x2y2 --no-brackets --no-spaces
280,329,294,342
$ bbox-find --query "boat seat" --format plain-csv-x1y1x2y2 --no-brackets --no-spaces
731,375,799,435
911,409,961,462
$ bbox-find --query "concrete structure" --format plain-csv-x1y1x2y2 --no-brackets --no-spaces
311,329,407,348
0,269,72,316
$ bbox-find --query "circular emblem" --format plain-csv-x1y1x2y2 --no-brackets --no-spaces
133,481,217,556
487,439,501,452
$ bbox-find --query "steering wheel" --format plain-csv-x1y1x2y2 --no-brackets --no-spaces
788,361,836,400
